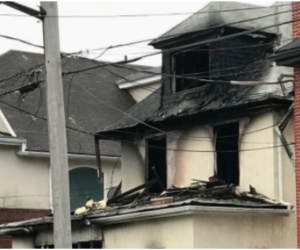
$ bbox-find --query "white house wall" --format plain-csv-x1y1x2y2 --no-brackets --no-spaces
0,145,121,210
103,215,194,248
121,111,294,197
127,82,160,103
167,127,214,188
239,112,277,198
193,213,296,248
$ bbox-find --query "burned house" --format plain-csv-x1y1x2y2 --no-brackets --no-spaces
0,2,297,249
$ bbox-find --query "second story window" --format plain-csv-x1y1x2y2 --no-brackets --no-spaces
172,46,209,92
214,122,239,185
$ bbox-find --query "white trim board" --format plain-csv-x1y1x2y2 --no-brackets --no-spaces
0,109,16,137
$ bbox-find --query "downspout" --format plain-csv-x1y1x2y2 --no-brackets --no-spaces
277,132,292,209
274,104,294,209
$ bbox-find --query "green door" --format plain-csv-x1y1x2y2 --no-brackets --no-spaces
69,167,104,211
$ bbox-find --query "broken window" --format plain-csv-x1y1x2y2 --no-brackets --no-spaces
214,122,239,185
172,46,209,92
146,136,167,193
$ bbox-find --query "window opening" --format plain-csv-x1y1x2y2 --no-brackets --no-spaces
173,46,209,92
214,122,239,185
146,136,167,193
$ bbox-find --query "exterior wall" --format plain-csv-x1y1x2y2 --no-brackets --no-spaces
103,215,194,248
167,127,214,188
0,144,121,209
103,212,295,248
239,112,277,198
0,145,50,209
193,213,296,248
127,82,160,102
122,111,294,197
121,139,145,191
0,236,12,248
12,235,34,249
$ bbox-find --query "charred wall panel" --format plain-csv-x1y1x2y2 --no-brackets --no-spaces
209,34,273,81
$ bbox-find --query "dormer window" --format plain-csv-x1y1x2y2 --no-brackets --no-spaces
172,46,209,92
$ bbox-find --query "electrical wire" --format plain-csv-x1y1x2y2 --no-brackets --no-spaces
0,3,290,18
62,15,299,76
87,6,295,52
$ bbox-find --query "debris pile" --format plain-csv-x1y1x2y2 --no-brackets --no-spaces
75,177,285,215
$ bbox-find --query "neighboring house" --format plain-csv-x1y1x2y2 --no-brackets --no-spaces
0,50,152,247
0,2,298,249
116,66,161,102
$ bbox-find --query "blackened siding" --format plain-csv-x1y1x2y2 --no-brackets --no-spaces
209,35,272,81
159,33,274,113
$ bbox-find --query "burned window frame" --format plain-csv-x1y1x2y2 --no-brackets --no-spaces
213,121,240,185
171,45,210,93
145,133,167,193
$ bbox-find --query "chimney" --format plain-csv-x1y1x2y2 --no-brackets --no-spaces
292,2,300,248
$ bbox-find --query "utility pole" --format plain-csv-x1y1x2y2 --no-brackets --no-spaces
41,2,72,248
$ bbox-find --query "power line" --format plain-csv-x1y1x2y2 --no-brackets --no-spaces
88,7,295,52
0,34,43,49
62,14,299,76
73,80,165,134
0,4,290,18
100,133,294,153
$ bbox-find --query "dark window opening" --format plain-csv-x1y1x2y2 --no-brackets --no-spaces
173,46,209,92
214,122,239,185
146,136,167,193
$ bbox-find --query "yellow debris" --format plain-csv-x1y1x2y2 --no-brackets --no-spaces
85,199,94,209
74,206,89,215
93,199,107,210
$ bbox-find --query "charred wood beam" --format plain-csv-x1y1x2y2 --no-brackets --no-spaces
111,181,122,199
274,126,295,167
151,166,165,191
107,179,157,205
279,104,294,131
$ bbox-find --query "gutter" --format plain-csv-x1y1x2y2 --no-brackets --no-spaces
117,76,161,89
16,144,119,161
0,137,26,146
87,205,292,225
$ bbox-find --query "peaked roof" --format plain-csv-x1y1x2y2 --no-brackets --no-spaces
150,2,288,45
0,50,152,156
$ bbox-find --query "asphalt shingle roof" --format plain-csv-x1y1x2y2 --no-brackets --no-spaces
0,50,152,156
150,2,290,45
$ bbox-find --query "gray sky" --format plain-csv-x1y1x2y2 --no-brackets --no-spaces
0,0,275,66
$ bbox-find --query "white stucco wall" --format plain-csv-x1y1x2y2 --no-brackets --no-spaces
239,112,277,198
193,213,295,248
127,82,160,102
121,139,145,191
121,110,294,197
12,235,34,249
104,215,194,248
167,127,214,188
102,211,295,248
0,144,121,209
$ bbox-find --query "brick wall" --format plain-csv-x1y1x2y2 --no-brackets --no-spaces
293,1,300,248
0,208,50,248
0,236,12,248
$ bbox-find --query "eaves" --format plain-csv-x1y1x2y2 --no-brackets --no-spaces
87,205,293,226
